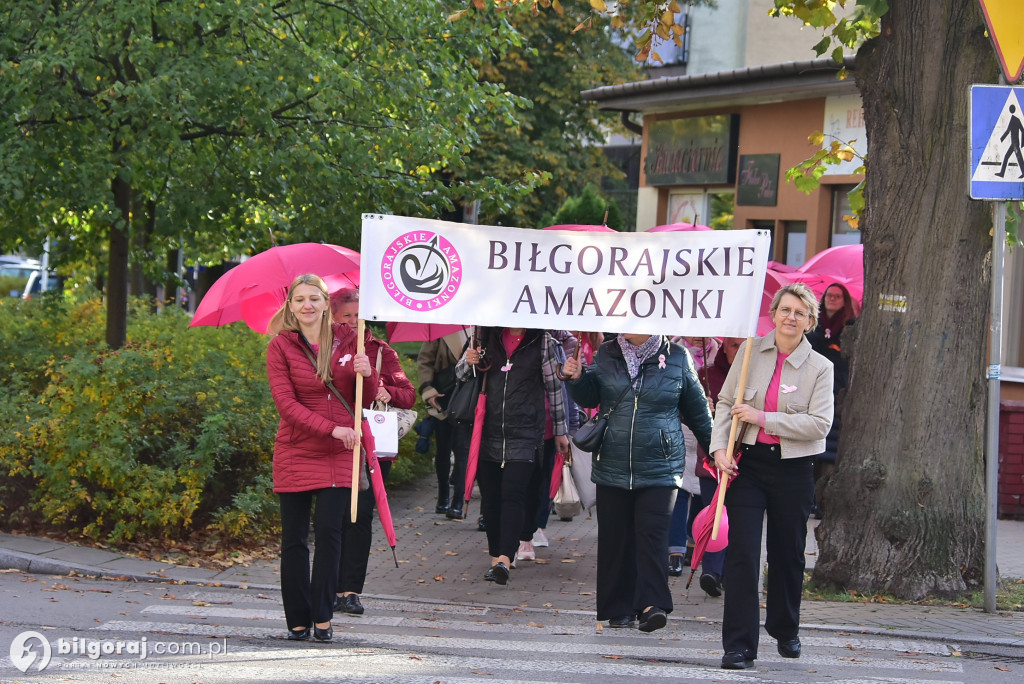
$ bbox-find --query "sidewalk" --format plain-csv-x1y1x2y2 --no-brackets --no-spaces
2,475,1024,649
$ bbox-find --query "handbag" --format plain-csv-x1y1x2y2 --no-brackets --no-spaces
364,407,399,457
446,370,483,423
553,460,582,518
570,376,636,453
568,443,597,510
372,349,418,441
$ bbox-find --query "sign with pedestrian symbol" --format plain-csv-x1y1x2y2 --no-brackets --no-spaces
971,85,1024,200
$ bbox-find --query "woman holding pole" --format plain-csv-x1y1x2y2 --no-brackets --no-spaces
266,274,375,642
710,282,833,669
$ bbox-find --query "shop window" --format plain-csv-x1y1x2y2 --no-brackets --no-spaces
783,221,807,267
830,185,861,246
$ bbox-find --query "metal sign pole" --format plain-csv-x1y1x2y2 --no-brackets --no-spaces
985,200,1006,613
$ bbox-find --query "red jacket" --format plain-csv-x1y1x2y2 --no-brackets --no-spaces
365,331,416,409
266,323,377,493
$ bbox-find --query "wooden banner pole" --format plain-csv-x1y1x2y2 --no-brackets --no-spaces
712,336,754,539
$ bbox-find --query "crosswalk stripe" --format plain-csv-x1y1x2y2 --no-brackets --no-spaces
93,618,963,674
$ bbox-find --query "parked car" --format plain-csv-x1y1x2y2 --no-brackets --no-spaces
19,269,64,299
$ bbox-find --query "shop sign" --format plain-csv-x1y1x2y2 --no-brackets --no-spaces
736,154,780,206
644,115,738,186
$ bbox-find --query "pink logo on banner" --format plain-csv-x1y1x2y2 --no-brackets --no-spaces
373,414,386,424
380,232,462,312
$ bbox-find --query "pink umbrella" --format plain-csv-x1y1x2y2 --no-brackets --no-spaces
548,451,567,500
360,421,399,567
757,267,796,335
385,321,469,343
190,243,360,334
648,222,713,232
790,243,864,303
685,454,739,590
463,372,489,509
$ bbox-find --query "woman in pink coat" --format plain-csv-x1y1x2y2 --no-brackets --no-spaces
266,274,375,642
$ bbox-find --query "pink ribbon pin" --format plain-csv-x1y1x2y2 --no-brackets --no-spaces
780,383,797,394
338,353,352,367
658,354,666,369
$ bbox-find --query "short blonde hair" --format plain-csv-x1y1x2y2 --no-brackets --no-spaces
769,283,819,331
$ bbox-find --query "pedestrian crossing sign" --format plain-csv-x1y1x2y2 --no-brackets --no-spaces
971,84,1024,200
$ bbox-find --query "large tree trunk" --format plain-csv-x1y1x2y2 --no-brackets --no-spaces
812,0,1000,599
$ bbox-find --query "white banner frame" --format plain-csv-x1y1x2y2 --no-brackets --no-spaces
359,214,771,338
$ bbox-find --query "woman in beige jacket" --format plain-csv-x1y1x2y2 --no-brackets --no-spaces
710,283,834,670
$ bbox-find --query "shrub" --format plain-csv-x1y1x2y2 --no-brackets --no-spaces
0,296,432,544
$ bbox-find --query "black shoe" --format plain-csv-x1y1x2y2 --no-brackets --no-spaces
477,515,486,532
607,615,635,628
721,652,754,669
484,567,497,582
332,594,344,612
637,607,667,633
435,498,450,514
699,572,723,597
341,594,364,615
287,628,309,641
446,506,464,520
777,637,801,658
312,625,333,642
489,562,509,585
668,554,685,577
682,546,693,567
559,516,573,522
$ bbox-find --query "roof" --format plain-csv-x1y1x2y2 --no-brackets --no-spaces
581,55,858,115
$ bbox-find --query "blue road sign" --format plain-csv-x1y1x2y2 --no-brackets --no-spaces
971,84,1024,201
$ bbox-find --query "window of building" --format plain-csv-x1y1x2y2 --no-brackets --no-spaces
751,220,776,260
830,185,862,246
783,221,807,267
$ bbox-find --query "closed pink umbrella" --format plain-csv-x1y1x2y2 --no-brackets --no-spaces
548,451,567,500
360,422,399,567
462,372,489,509
685,454,739,590
190,243,360,333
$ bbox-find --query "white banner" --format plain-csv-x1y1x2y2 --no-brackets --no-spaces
359,214,771,338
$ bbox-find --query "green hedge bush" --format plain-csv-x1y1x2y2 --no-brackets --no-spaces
0,296,431,544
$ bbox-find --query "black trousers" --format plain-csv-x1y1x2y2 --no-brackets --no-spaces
595,484,676,621
476,458,540,560
279,488,347,630
336,484,376,595
721,443,814,658
435,420,472,505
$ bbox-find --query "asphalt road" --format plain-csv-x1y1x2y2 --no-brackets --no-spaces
1,570,1021,684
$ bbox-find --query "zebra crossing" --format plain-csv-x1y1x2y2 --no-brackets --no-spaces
65,587,983,683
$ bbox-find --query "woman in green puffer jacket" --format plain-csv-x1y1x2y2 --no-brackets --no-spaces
563,333,712,633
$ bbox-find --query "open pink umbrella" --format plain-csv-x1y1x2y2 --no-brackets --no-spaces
360,421,399,567
190,243,360,334
789,243,864,303
385,321,469,343
463,372,489,509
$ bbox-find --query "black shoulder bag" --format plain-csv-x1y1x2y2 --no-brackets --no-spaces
571,375,637,453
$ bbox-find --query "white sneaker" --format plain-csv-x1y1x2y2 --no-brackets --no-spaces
532,529,549,547
515,541,536,561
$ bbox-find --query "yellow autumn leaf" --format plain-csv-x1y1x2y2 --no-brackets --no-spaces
836,145,856,162
589,0,607,11
809,131,825,146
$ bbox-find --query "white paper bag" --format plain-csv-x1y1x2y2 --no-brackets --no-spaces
364,408,399,457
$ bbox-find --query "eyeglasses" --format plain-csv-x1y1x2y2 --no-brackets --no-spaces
824,292,844,300
777,307,809,321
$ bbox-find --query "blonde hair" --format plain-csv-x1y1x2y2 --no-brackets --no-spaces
268,274,334,383
769,282,819,332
